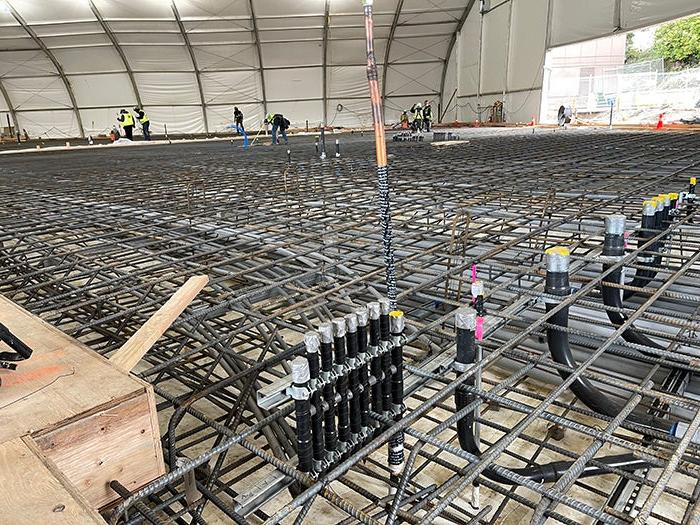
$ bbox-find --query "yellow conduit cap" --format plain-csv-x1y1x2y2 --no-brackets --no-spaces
545,246,570,257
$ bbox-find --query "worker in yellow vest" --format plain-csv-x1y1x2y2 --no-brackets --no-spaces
133,107,151,141
117,109,134,140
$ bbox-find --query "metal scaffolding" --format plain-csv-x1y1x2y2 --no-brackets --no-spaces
0,129,699,524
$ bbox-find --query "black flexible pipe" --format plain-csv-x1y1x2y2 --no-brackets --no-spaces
601,215,666,354
304,332,325,469
319,322,338,456
543,246,673,433
345,313,362,439
379,299,393,414
333,318,351,450
368,302,384,415
356,307,371,430
291,357,313,474
452,306,648,485
623,199,661,301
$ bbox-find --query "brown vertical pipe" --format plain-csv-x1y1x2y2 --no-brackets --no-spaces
363,0,398,309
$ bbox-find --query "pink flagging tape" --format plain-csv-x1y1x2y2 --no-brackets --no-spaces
471,264,478,283
475,316,484,341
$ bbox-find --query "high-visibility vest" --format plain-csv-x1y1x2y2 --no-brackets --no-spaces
121,113,134,127
137,112,149,124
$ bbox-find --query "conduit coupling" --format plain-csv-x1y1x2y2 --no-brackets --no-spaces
544,247,571,299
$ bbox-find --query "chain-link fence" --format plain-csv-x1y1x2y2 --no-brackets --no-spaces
542,59,700,124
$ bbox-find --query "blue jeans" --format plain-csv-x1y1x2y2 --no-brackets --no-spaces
271,123,288,144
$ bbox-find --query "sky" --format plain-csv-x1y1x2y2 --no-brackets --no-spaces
632,25,657,50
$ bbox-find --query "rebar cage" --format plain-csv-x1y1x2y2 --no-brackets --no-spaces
1,129,699,525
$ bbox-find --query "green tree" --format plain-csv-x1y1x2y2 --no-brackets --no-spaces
652,15,700,69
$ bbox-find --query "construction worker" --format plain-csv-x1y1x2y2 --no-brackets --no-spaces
133,107,151,141
265,113,289,145
233,106,244,135
400,110,409,129
422,100,433,132
410,103,423,132
117,109,134,140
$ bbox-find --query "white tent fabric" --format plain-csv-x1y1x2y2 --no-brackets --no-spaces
441,0,700,124
1,0,697,138
0,0,463,137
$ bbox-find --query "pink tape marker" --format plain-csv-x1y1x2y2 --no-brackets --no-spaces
475,316,485,341
471,264,478,283
624,230,630,248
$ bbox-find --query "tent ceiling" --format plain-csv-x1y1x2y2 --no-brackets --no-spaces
0,0,466,137
4,1,696,137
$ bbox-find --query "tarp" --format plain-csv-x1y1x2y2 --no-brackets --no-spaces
0,0,697,137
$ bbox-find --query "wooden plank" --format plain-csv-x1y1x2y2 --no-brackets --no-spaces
32,391,165,509
0,295,141,444
110,275,208,372
0,438,105,525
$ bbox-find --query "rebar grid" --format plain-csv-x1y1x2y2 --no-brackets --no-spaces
1,129,699,525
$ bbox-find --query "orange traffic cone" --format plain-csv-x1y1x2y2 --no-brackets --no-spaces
656,113,664,129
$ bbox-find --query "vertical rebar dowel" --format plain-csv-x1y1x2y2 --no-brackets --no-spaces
333,317,351,452
379,298,392,416
368,301,384,417
388,309,405,478
319,322,338,457
356,307,371,430
363,0,398,309
291,357,313,474
345,313,362,439
304,332,325,471
320,127,327,160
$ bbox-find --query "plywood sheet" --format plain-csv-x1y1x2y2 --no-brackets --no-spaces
0,438,105,525
0,294,140,443
32,391,164,508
